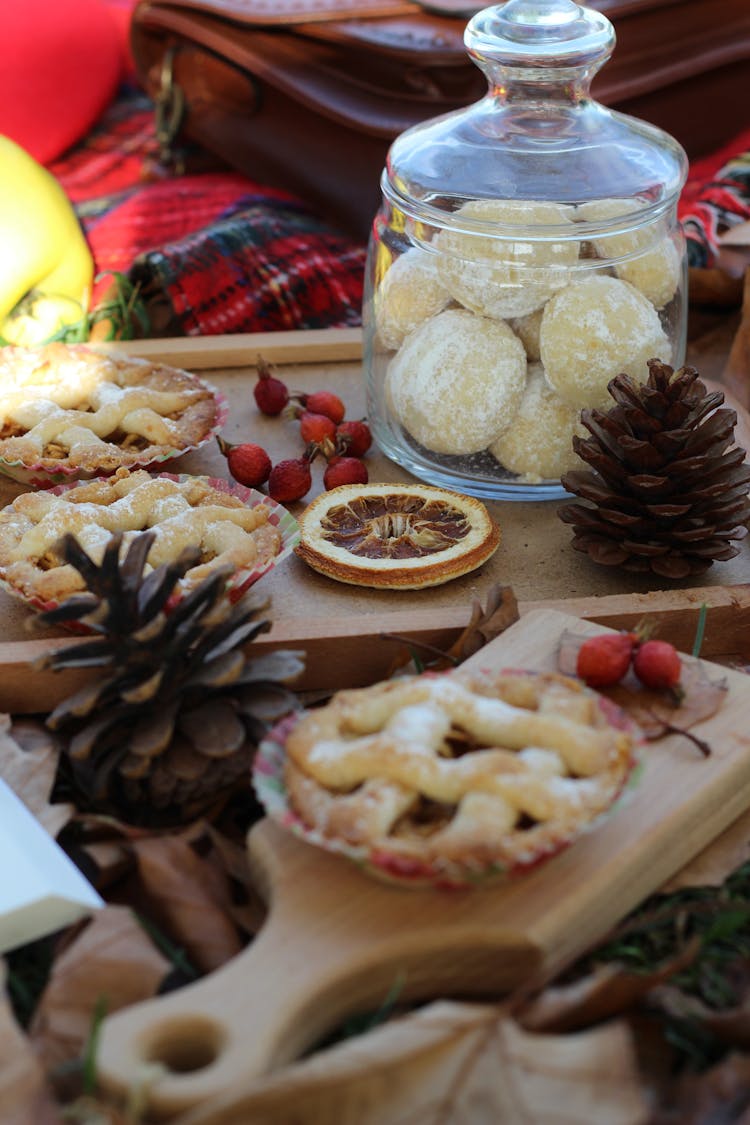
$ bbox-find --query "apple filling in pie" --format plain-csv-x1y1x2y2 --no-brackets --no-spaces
284,669,638,870
0,343,220,472
0,469,282,602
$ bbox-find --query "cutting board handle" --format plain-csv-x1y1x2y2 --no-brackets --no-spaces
96,819,540,1118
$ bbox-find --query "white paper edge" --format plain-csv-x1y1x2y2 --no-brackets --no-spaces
0,778,103,955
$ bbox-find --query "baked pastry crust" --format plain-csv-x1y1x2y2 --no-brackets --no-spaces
0,343,220,474
0,468,283,602
284,668,638,872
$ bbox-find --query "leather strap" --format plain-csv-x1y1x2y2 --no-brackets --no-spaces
145,0,423,26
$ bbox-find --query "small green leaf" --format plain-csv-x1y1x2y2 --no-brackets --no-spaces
692,603,708,658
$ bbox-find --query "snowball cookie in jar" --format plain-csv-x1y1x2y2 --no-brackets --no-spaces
540,275,670,410
386,308,527,456
374,247,451,351
435,199,579,321
489,362,585,482
577,198,681,310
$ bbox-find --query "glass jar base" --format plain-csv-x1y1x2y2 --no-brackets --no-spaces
372,421,567,502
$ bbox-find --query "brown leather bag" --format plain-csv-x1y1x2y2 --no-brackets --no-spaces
131,0,486,239
130,0,750,240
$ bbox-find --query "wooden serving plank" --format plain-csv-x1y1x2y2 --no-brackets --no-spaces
107,327,363,370
5,585,749,712
96,609,750,1119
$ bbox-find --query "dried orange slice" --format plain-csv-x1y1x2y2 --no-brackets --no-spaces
295,482,500,589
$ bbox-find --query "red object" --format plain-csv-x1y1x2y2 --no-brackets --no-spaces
633,640,682,691
576,633,636,689
254,365,290,416
335,420,372,459
0,0,134,164
297,391,346,425
298,412,337,445
268,457,312,504
218,439,272,489
324,457,369,490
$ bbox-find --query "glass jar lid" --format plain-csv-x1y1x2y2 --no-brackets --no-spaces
383,0,688,234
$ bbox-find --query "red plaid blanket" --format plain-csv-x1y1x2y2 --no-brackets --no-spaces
50,86,366,336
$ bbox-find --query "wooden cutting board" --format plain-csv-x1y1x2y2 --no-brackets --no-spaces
96,609,750,1119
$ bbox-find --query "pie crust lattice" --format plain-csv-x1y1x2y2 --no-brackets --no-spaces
0,343,221,476
0,468,287,603
281,668,639,878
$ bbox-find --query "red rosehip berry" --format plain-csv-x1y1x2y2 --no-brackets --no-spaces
323,456,369,490
576,632,636,689
633,639,682,690
216,436,271,488
267,455,312,503
254,359,289,416
335,419,372,459
298,410,337,445
296,390,346,424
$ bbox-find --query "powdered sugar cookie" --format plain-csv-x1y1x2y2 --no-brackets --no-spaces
375,247,451,350
386,308,526,455
489,363,584,482
540,275,671,409
435,199,579,319
510,307,544,361
577,199,681,309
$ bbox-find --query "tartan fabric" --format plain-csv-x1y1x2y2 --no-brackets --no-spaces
677,127,750,269
50,85,366,334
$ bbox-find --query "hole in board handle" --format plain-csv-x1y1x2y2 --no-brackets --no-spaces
144,1015,225,1074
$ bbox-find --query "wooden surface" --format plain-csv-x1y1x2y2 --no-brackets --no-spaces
2,320,750,665
96,608,750,1118
3,584,749,711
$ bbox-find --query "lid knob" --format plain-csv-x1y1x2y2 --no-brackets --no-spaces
466,0,615,71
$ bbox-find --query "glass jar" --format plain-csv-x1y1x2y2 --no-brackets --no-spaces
363,0,688,501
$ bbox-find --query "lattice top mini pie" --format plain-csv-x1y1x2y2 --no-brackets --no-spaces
0,469,288,604
279,667,639,883
0,343,222,479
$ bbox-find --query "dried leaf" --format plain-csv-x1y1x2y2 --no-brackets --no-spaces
29,905,170,1077
386,585,520,676
0,961,62,1124
130,834,243,973
652,983,750,1051
173,1001,648,1125
608,660,727,744
651,1052,750,1125
75,840,133,892
0,715,74,837
518,941,700,1034
445,584,520,663
558,632,728,753
662,806,750,892
205,826,267,936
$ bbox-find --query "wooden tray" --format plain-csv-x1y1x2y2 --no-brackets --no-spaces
95,608,750,1119
1,328,749,665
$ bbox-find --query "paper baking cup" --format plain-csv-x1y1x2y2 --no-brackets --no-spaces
0,472,300,621
0,385,229,487
253,702,643,891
